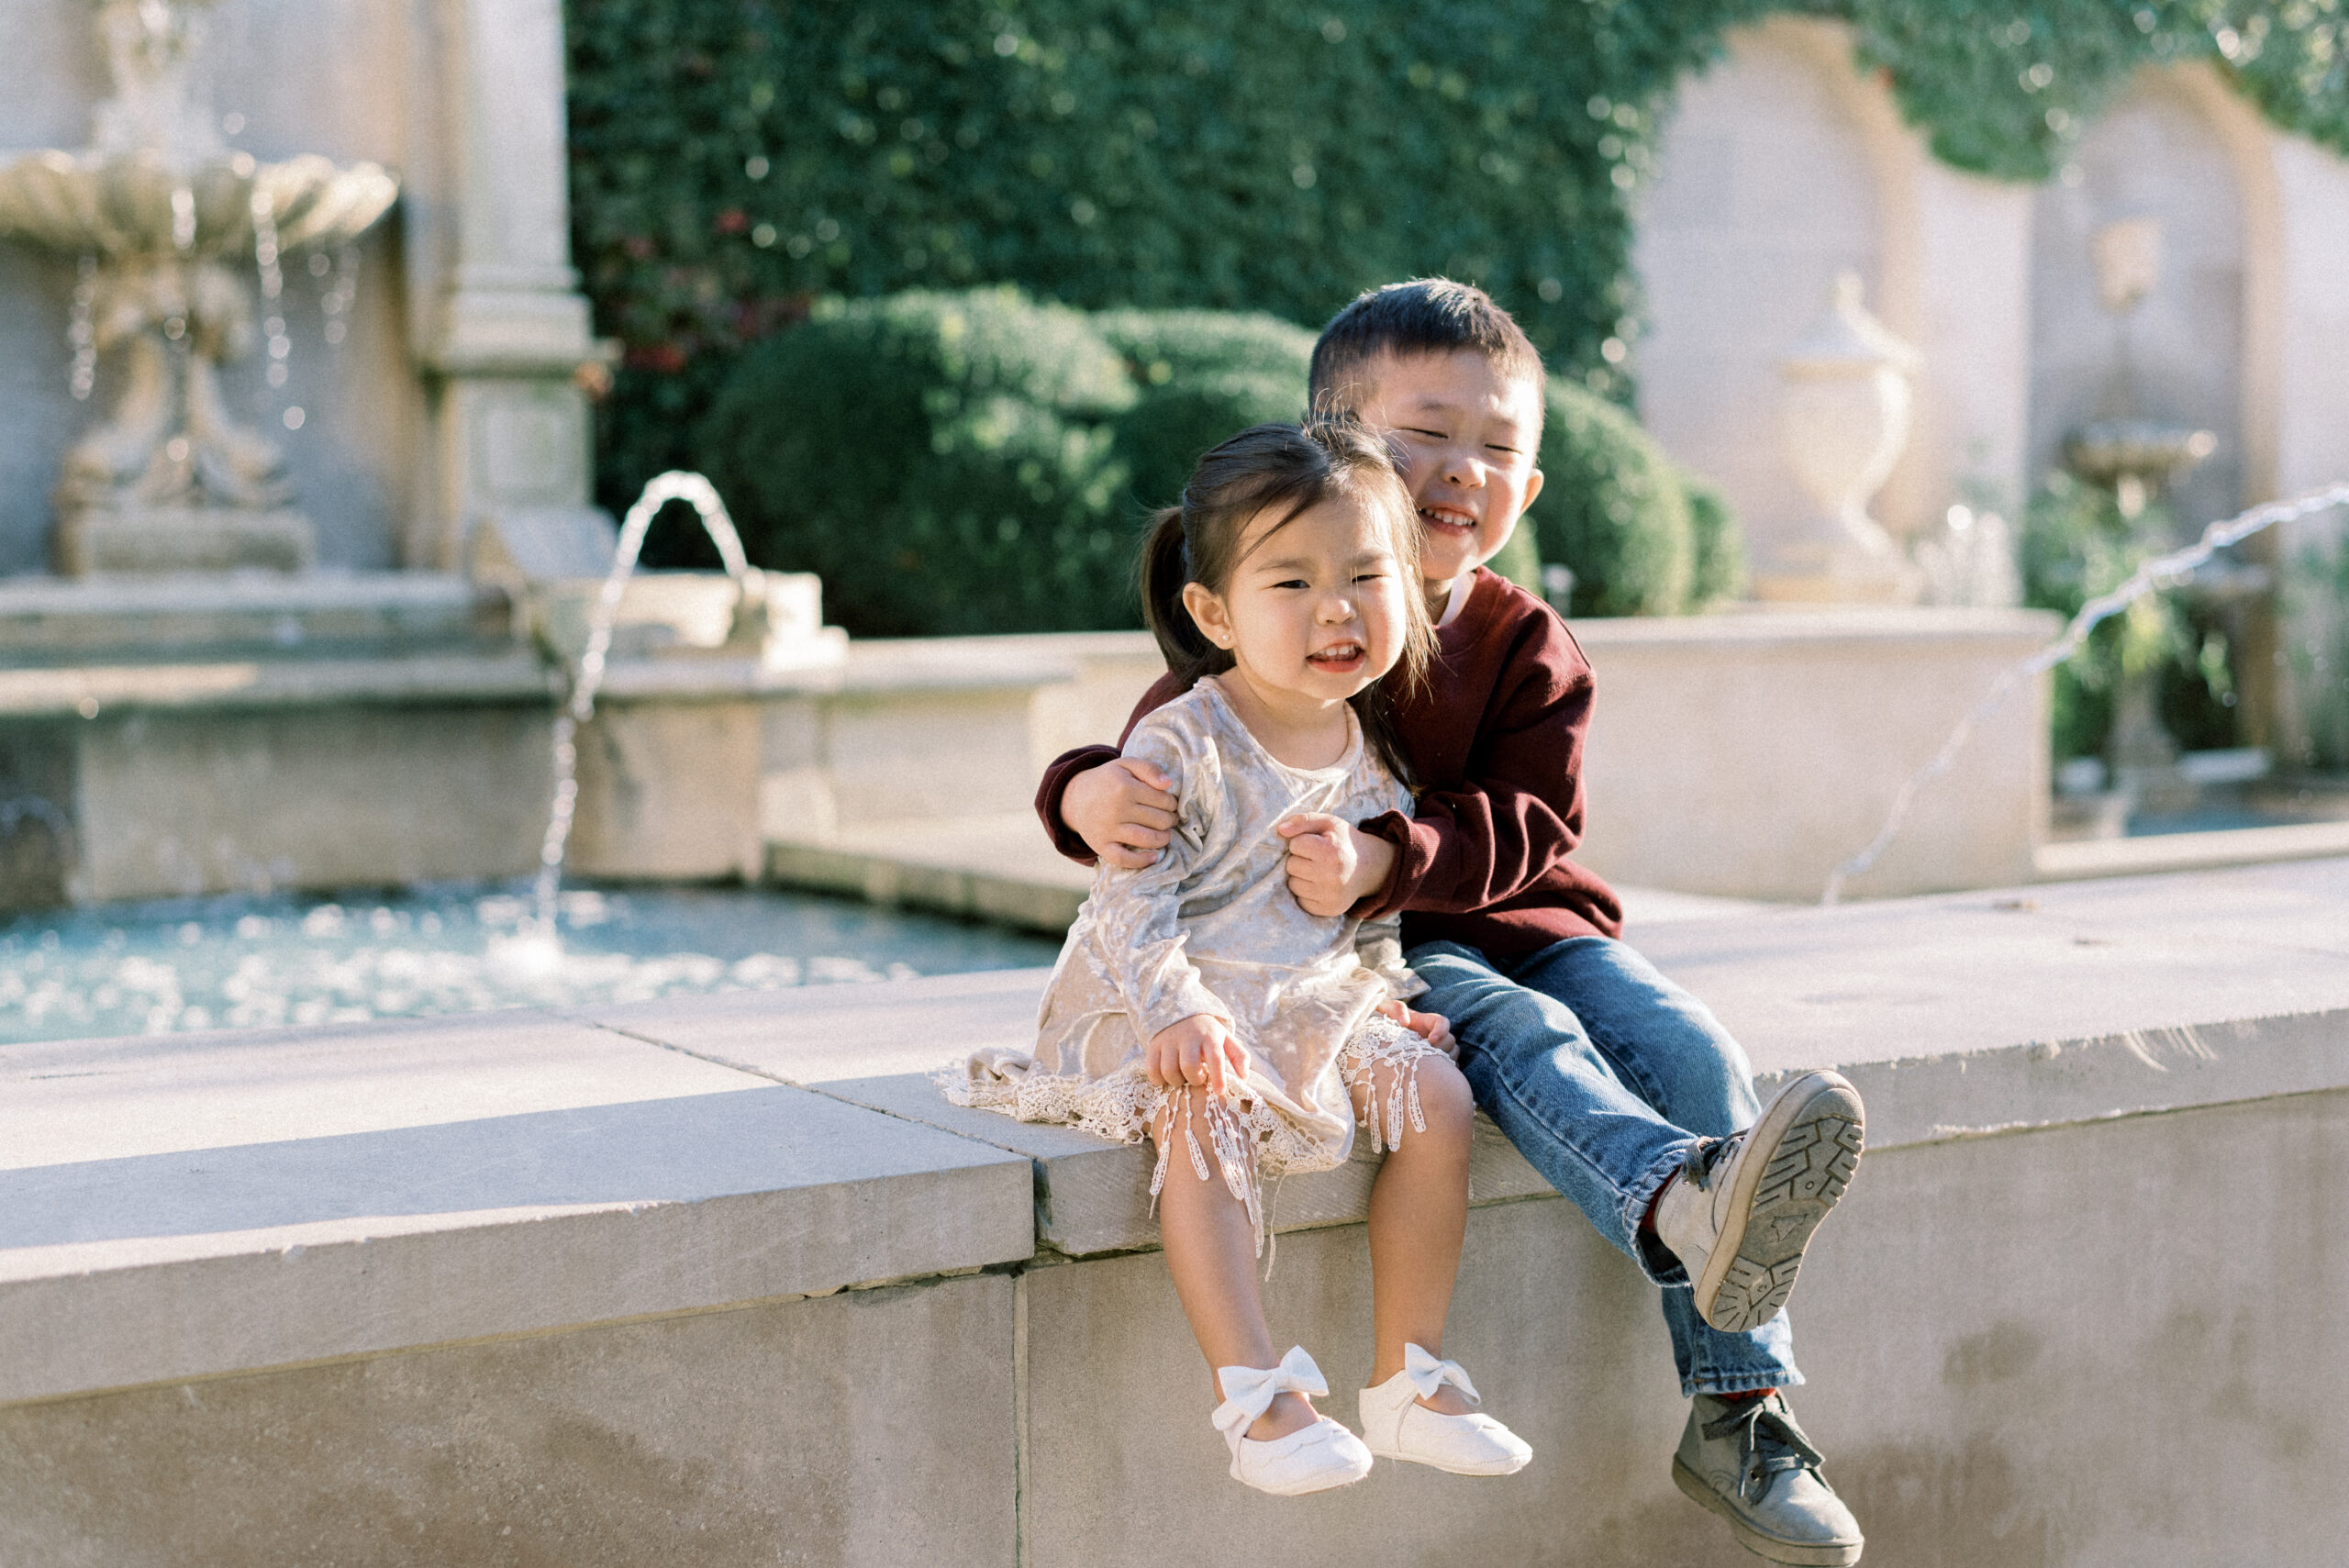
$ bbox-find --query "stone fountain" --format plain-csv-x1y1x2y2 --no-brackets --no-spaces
2062,217,2218,521
2061,217,2224,816
0,0,397,575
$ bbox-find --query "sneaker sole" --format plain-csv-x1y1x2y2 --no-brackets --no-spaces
1672,1455,1864,1566
1691,1071,1865,1335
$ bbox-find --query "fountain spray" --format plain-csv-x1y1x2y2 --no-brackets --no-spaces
507,473,754,968
1823,482,2349,905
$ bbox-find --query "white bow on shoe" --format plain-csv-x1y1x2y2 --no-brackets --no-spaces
1212,1347,1375,1496
1357,1343,1533,1476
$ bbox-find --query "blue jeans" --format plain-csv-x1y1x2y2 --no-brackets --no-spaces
1408,936,1800,1398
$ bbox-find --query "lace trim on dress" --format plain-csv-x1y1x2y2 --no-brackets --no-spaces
1340,1012,1448,1155
944,1010,1449,1259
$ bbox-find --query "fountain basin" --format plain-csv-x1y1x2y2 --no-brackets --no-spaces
0,148,395,258
0,881,1057,1047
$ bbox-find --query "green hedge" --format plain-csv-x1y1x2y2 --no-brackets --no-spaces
699,289,1729,634
698,289,1139,636
1091,310,1315,517
1525,383,1693,618
566,1,2348,524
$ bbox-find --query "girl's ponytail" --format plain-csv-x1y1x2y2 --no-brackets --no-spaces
1139,504,1229,686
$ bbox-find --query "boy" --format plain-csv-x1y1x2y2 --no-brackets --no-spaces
1040,281,1866,1564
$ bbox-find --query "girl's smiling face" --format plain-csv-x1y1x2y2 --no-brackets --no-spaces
1181,491,1412,724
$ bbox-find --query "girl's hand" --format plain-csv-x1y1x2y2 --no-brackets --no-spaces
1276,814,1397,917
1377,998,1455,1057
1066,757,1178,870
1145,1014,1252,1095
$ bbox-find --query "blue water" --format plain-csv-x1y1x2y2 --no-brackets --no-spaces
0,883,1060,1045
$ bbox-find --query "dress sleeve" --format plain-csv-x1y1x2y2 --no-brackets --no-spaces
1083,708,1231,1043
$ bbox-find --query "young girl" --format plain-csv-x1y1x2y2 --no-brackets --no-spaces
949,419,1531,1496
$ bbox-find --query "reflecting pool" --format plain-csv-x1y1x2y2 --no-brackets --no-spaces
0,884,1060,1045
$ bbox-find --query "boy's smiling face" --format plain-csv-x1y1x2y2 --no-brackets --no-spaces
1349,349,1545,595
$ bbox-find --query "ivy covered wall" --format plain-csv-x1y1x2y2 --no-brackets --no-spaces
564,0,2348,510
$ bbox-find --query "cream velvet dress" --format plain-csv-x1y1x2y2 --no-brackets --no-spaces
948,678,1437,1239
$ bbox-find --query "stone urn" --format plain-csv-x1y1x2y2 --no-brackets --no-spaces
1756,272,1923,605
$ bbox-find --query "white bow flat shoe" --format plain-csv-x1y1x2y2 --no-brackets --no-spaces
1356,1343,1532,1476
1213,1347,1375,1496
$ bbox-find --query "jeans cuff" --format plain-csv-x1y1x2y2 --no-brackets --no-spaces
1684,1364,1808,1400
1620,1138,1698,1287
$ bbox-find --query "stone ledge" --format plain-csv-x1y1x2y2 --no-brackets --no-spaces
0,651,559,718
593,855,2349,1255
8,857,2344,1410
0,1011,1033,1405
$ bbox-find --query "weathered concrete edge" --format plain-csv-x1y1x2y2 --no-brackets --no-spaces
823,1006,2349,1258
0,1140,1035,1408
1758,1006,2349,1151
14,1003,2339,1407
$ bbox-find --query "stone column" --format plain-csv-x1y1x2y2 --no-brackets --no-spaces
414,0,607,571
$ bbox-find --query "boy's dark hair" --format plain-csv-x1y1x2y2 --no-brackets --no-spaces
1308,279,1544,413
1140,418,1433,786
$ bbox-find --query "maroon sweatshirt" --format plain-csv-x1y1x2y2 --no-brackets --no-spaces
1035,567,1624,959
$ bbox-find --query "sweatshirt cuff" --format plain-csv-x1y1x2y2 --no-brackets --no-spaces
1352,810,1438,921
1035,744,1121,865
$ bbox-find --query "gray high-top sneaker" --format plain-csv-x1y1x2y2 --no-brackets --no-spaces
1653,1070,1864,1333
1673,1392,1863,1565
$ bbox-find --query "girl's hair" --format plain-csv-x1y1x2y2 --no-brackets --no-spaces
1140,418,1435,787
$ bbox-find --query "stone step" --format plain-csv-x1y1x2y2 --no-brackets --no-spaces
0,573,517,663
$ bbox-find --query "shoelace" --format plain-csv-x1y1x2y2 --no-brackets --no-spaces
1685,1129,1743,1192
1702,1395,1827,1503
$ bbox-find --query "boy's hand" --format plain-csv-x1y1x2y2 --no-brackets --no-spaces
1065,757,1178,870
1144,1013,1252,1096
1276,814,1397,917
1378,998,1455,1057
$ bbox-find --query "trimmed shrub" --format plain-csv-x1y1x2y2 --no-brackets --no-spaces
698,288,1140,637
1094,309,1313,517
1484,523,1546,600
699,290,1739,633
1524,381,1693,618
1682,474,1745,609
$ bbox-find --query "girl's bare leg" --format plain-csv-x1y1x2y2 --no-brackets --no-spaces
1354,1052,1478,1416
1152,1087,1318,1440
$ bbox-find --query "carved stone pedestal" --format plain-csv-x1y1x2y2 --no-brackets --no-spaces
56,506,316,576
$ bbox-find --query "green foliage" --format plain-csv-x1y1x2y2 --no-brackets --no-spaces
1833,1,2349,182
564,0,1767,503
566,0,2349,521
1091,309,1313,517
2019,472,2238,762
1526,381,1694,618
1682,475,1746,609
698,286,1733,634
1485,524,1546,599
698,288,1141,636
